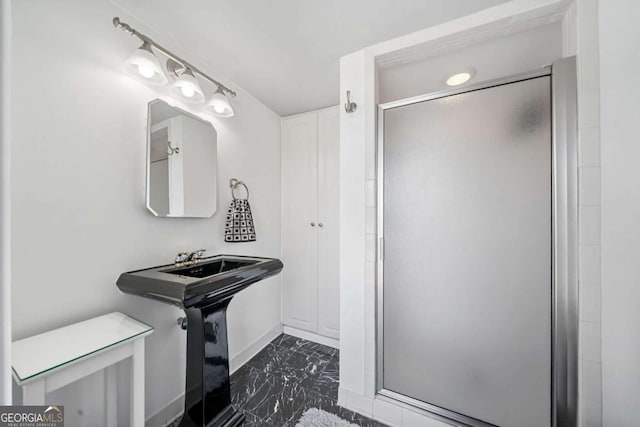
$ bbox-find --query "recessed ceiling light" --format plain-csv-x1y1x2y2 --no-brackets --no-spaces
446,72,472,86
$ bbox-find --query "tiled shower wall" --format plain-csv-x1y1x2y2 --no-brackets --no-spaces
576,0,602,426
363,129,377,397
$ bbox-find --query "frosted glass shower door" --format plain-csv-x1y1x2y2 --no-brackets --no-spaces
381,76,551,427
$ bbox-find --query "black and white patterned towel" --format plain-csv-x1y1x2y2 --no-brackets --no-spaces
224,199,256,242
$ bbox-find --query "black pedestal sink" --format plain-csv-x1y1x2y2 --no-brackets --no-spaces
117,255,283,427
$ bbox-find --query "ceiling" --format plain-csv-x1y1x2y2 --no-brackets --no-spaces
113,0,509,116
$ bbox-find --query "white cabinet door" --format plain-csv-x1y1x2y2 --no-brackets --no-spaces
317,107,340,339
282,112,319,332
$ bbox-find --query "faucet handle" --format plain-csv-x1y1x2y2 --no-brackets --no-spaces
194,249,206,259
175,251,189,263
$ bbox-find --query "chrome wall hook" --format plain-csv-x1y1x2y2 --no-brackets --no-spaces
166,141,180,155
345,90,357,113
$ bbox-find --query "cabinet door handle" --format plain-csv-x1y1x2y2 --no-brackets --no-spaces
318,223,324,228
310,222,316,227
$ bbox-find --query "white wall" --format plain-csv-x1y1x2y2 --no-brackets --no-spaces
0,0,11,405
338,50,369,397
599,0,640,425
11,0,281,424
378,22,563,103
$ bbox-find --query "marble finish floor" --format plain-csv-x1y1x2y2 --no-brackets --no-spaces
230,334,387,426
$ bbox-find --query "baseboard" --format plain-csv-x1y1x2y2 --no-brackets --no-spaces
229,323,283,373
338,387,374,420
283,325,340,349
337,387,457,427
145,393,184,427
145,323,282,426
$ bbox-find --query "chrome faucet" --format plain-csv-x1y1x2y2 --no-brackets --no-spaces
175,249,206,266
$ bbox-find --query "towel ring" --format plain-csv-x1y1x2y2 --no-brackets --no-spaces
230,178,249,200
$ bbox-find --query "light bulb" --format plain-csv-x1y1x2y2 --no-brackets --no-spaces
138,64,155,78
206,87,234,117
181,86,195,98
123,41,167,85
171,68,204,103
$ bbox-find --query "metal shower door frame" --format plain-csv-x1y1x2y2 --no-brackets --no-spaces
375,57,578,427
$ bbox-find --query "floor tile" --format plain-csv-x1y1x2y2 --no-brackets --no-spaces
271,334,300,350
240,409,271,426
227,334,382,427
324,355,339,375
310,368,339,400
230,364,270,408
294,339,338,359
245,343,293,374
244,376,313,426
276,350,329,388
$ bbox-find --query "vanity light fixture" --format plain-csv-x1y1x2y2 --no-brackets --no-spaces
172,67,205,103
207,87,234,118
123,41,168,85
113,17,236,115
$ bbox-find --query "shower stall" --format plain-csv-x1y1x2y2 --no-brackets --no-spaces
376,58,577,427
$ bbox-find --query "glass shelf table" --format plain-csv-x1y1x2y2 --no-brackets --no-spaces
12,312,153,427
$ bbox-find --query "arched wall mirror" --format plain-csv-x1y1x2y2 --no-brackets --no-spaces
146,99,218,217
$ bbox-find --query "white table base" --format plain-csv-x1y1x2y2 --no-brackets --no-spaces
18,336,147,427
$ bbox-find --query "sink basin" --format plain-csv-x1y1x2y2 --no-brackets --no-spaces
117,254,282,309
117,254,283,427
163,258,257,279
